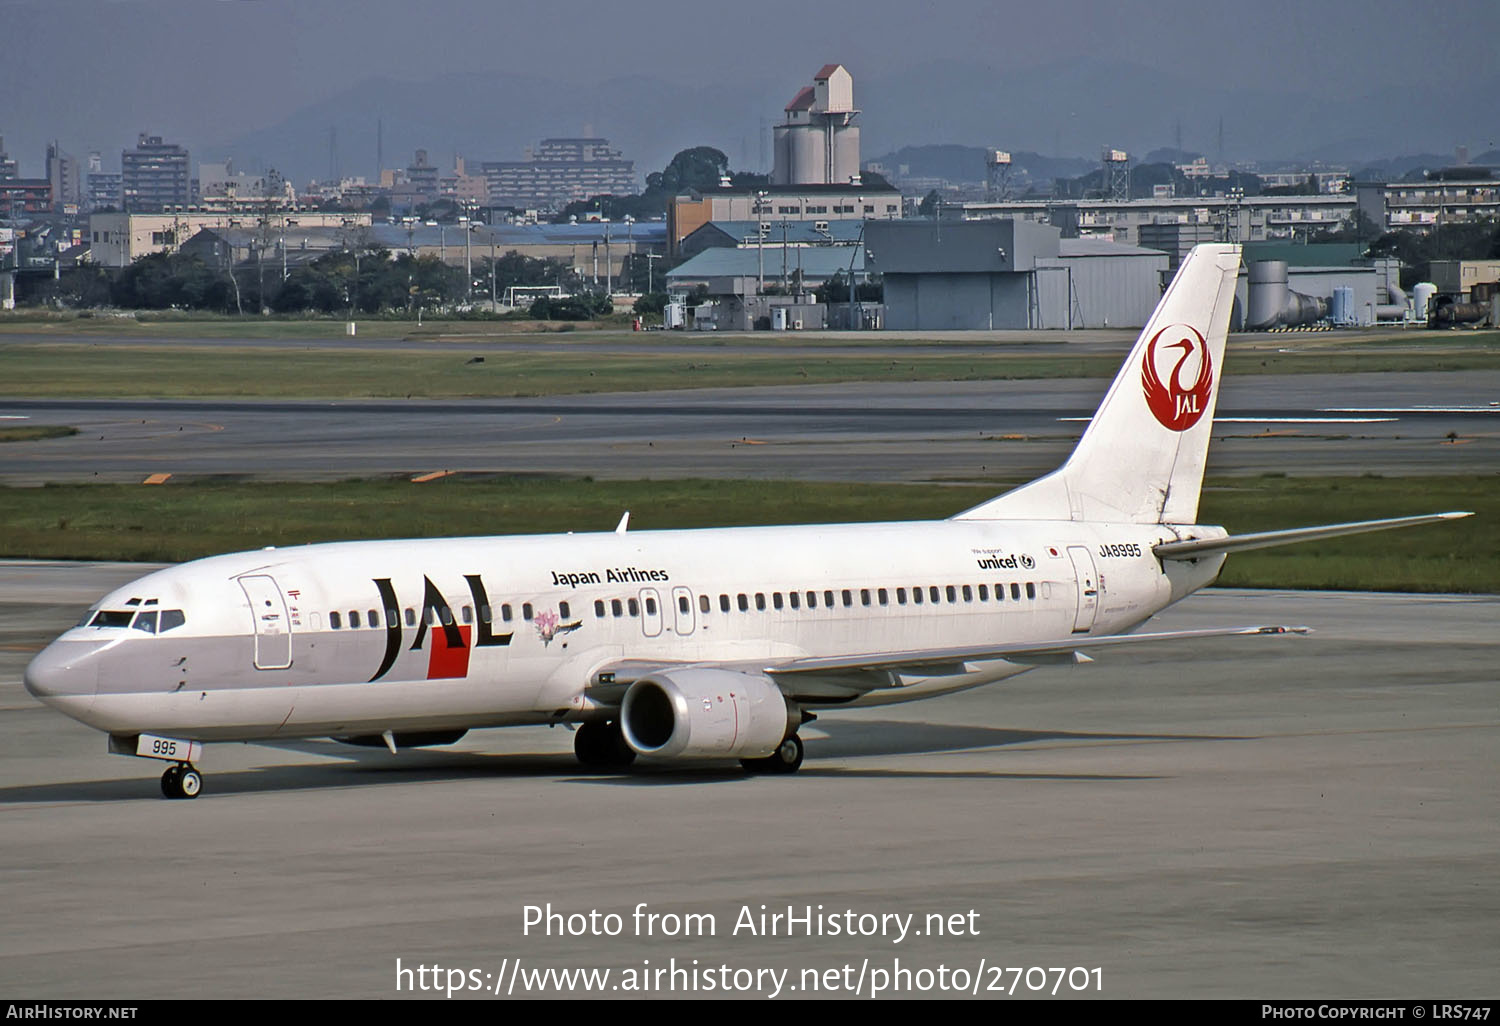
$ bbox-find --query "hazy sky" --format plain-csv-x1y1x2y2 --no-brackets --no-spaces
3,0,1498,176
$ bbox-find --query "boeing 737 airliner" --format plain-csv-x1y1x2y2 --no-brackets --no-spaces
24,244,1470,798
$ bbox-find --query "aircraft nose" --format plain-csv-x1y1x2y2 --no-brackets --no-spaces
24,640,101,709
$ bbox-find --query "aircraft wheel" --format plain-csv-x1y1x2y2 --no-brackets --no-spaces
766,734,804,774
178,767,203,799
742,734,804,775
160,765,182,798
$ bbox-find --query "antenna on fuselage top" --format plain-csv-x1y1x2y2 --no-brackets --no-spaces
615,512,630,534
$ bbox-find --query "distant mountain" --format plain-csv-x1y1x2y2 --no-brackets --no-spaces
209,59,1500,190
205,72,783,185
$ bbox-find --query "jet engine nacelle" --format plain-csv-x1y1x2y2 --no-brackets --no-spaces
620,668,795,760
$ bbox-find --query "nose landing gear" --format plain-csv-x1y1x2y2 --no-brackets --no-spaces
160,763,203,799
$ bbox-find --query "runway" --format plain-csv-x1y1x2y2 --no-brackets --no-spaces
1,562,1494,998
3,370,1497,484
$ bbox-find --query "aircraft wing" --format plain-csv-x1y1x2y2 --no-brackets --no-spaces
760,625,1307,676
588,625,1307,703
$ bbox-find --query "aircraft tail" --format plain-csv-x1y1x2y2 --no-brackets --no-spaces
954,243,1242,525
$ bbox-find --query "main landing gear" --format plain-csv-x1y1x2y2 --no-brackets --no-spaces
573,720,637,770
160,762,203,800
740,734,804,775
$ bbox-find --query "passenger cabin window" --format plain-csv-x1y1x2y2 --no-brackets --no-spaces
369,608,380,626
1010,583,1021,600
679,595,691,614
823,590,835,607
913,587,923,605
1026,582,1037,599
386,606,399,625
461,606,473,624
349,610,361,629
878,588,888,606
929,586,940,603
962,586,973,602
594,600,606,618
842,589,853,607
559,602,571,619
896,588,907,605
521,603,533,622
628,598,639,617
645,596,657,615
789,592,800,609
755,593,766,611
611,599,623,618
737,594,749,612
946,586,957,603
860,589,871,606
501,604,513,622
405,608,416,626
807,591,818,608
330,611,342,629
979,584,989,601
772,593,783,610
440,608,454,627
699,595,710,614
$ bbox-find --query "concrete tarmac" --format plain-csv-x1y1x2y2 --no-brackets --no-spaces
0,562,1494,998
3,371,1497,484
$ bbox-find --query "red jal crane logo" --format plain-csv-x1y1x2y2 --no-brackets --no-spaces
1141,324,1213,431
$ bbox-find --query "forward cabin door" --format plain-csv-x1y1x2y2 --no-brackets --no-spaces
239,575,293,669
1066,546,1100,634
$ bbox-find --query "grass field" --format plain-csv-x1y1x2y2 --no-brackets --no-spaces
0,426,78,443
0,474,1489,592
2,336,1499,398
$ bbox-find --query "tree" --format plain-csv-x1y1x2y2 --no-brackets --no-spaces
917,190,941,217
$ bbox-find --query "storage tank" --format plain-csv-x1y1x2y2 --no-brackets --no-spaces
1330,286,1355,326
1412,282,1437,322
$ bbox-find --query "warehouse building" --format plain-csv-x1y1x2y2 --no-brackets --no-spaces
865,218,1169,330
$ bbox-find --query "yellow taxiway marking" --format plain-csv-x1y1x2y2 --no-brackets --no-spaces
411,470,455,483
142,473,172,485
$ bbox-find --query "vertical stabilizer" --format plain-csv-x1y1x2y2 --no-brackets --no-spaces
954,243,1241,525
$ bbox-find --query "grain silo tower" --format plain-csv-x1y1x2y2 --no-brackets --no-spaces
771,65,861,186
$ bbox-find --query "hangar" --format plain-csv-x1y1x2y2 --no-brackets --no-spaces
864,219,1168,330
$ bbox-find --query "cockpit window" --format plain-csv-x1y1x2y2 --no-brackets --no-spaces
159,610,186,632
89,610,134,628
76,607,99,627
132,611,158,634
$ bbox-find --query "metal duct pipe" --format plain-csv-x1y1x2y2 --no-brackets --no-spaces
1246,261,1328,329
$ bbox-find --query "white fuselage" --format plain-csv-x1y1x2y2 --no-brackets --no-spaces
25,517,1225,743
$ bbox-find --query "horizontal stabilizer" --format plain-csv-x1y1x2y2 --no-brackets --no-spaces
1154,512,1473,561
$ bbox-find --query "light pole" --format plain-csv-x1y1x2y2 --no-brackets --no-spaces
489,230,497,310
459,215,472,302
754,190,768,297
604,222,612,297
624,214,634,292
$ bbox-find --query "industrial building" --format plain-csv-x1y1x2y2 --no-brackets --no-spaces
178,219,666,286
772,65,861,187
1427,259,1500,300
676,218,863,259
668,185,900,256
1233,244,1405,329
88,211,373,267
865,219,1169,330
